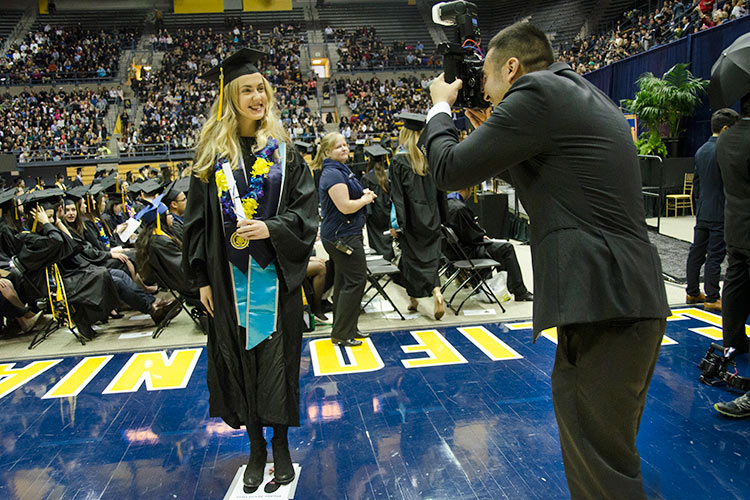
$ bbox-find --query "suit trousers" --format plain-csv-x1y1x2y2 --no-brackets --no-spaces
474,241,528,296
322,235,366,341
686,220,725,301
551,318,665,500
722,247,750,353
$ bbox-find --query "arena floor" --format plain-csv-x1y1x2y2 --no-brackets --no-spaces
1,217,749,499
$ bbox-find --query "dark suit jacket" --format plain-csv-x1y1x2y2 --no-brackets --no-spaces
693,136,724,222
419,62,670,337
717,119,750,251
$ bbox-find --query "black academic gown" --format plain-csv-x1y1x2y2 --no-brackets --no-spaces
83,219,109,251
69,229,128,273
389,152,446,298
0,221,23,268
361,169,394,261
148,234,196,299
183,142,318,429
15,223,119,326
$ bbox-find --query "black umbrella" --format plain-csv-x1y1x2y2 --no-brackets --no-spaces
709,32,750,110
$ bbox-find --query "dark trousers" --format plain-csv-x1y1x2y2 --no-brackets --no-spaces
322,235,366,341
109,269,155,314
722,247,750,353
552,318,665,500
474,240,528,295
686,220,725,301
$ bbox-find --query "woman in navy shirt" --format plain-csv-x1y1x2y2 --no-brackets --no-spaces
312,132,376,346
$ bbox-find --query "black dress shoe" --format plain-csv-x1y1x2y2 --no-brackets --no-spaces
514,291,534,302
150,299,181,325
331,338,362,347
243,439,267,494
77,323,97,341
355,330,370,339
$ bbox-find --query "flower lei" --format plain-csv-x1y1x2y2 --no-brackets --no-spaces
215,138,278,221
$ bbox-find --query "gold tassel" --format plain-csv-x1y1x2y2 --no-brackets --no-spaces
154,211,165,236
54,264,74,329
217,66,224,121
45,267,57,321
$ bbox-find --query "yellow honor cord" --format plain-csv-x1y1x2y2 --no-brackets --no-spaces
217,66,224,121
54,264,74,328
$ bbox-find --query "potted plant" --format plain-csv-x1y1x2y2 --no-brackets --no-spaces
622,63,708,157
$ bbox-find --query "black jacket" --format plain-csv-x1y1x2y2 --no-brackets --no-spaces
693,136,724,222
419,62,670,337
717,119,750,251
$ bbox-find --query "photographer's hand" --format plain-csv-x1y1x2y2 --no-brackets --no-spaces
465,108,492,129
429,73,463,107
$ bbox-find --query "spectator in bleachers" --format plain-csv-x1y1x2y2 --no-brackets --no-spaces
0,87,109,162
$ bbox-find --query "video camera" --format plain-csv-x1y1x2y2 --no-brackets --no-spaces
698,342,750,391
432,1,488,109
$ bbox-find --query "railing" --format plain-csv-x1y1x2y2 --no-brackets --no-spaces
119,143,192,159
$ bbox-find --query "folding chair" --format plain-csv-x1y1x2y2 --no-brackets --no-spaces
361,254,406,320
440,226,506,315
150,265,207,338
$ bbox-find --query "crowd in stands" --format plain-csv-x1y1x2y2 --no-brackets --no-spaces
329,26,437,70
126,22,318,153
0,24,138,84
562,0,750,74
0,87,111,162
334,76,431,139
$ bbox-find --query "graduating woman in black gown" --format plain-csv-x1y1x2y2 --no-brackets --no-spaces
182,48,318,494
360,145,394,261
389,113,447,320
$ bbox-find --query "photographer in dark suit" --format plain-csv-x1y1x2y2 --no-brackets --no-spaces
419,22,670,499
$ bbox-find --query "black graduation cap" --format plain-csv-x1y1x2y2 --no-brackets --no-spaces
364,145,389,160
294,140,312,154
99,174,118,195
398,112,427,131
140,179,163,196
65,185,88,202
174,177,190,196
162,180,179,203
96,164,114,174
0,188,16,207
22,188,64,209
199,47,265,85
128,181,143,195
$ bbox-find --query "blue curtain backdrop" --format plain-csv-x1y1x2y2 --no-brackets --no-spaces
584,16,750,157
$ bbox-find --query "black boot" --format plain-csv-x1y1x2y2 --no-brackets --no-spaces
270,436,295,484
242,439,267,493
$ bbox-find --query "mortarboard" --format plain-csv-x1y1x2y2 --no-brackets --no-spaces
65,185,88,202
294,140,312,154
397,112,427,131
162,180,179,203
364,145,389,160
174,177,190,196
199,48,266,120
140,179,163,196
22,188,64,209
0,188,16,207
128,181,143,195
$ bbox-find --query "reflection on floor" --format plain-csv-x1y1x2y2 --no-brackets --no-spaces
0,307,748,500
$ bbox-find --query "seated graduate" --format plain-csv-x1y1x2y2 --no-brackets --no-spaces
101,185,131,244
60,192,135,276
11,189,120,340
161,178,189,241
360,144,395,261
126,181,147,214
134,195,198,300
80,180,114,251
446,186,533,302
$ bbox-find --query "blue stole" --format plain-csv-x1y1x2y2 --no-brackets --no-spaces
222,143,286,350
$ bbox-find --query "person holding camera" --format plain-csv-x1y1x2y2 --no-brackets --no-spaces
312,132,376,347
420,22,670,500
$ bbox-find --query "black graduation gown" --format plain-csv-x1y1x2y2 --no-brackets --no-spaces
0,221,23,268
360,170,394,261
83,219,108,251
389,152,447,298
15,224,119,326
445,196,487,258
148,234,196,299
68,229,129,273
182,142,318,429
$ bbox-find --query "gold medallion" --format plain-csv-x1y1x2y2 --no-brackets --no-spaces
230,231,249,249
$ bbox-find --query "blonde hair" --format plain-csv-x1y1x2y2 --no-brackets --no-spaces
192,75,290,182
398,127,427,176
311,132,345,171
